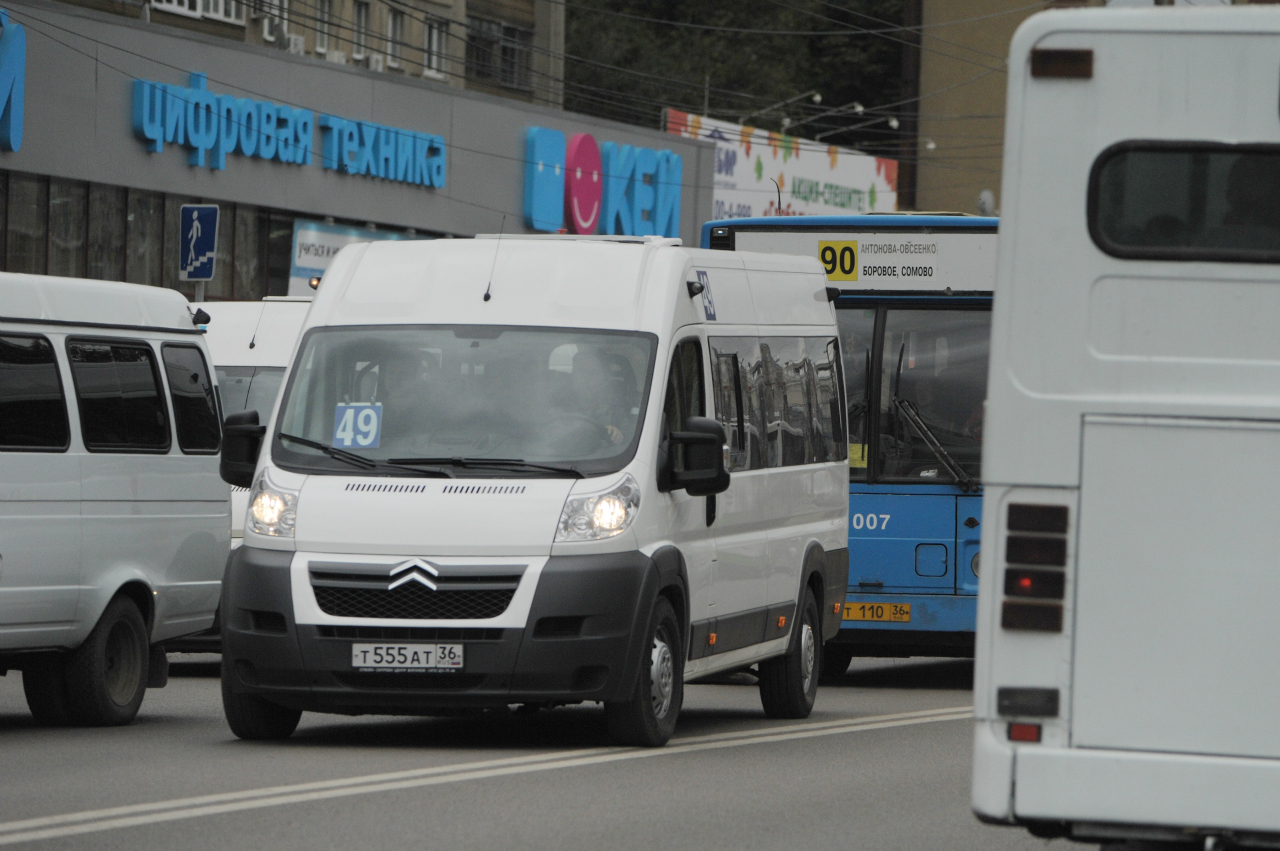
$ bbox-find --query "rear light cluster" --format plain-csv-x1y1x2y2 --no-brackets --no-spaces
1000,504,1068,632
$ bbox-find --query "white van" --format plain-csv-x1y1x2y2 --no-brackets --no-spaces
972,8,1280,847
201,297,310,547
0,273,229,726
218,235,849,746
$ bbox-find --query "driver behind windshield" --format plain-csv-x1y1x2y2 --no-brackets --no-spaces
373,350,436,451
567,349,634,446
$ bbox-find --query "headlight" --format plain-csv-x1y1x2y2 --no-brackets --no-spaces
556,474,640,542
248,469,298,537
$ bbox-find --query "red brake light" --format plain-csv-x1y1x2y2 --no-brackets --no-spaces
1008,722,1042,743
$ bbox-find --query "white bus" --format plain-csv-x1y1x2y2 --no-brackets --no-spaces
973,7,1280,848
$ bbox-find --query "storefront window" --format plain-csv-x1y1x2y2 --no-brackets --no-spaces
8,172,48,275
48,179,88,278
265,211,292,297
234,205,263,301
87,184,127,282
125,189,163,287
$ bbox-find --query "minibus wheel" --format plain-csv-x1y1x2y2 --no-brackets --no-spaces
221,657,302,740
758,587,820,718
63,596,149,726
604,596,683,747
22,657,72,725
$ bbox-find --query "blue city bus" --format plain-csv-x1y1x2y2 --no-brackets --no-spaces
701,215,998,675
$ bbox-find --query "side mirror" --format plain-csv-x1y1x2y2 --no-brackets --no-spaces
664,416,730,496
220,410,266,489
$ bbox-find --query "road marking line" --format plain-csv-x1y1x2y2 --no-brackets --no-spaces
0,706,970,846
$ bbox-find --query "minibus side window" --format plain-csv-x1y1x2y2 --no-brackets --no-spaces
709,336,766,471
662,339,705,472
0,334,70,452
162,344,221,453
67,338,171,453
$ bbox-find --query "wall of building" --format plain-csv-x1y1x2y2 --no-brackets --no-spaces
1,0,711,297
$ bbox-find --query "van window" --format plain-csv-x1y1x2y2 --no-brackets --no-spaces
709,337,764,472
274,326,656,476
67,339,170,453
0,334,70,451
217,366,286,417
878,309,988,482
162,345,220,453
662,339,705,473
1090,143,1280,262
837,309,875,481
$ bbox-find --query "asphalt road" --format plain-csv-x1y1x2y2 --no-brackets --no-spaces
0,655,1065,851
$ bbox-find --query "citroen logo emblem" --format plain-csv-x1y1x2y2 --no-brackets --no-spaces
388,558,439,591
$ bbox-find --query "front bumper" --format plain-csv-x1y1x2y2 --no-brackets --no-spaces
220,546,657,713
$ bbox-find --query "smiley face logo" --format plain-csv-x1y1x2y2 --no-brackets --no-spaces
565,133,602,234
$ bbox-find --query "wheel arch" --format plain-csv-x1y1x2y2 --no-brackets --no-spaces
648,545,690,642
114,580,156,635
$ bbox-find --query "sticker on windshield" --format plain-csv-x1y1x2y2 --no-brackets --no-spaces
333,403,382,449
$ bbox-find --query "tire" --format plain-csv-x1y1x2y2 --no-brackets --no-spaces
63,595,149,727
22,657,72,726
221,657,301,740
604,596,683,747
759,587,820,719
819,644,855,684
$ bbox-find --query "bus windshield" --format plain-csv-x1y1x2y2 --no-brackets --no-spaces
840,307,989,484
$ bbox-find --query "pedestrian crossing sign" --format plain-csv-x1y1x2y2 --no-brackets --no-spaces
179,204,219,282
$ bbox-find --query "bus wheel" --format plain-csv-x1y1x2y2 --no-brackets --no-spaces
63,595,149,726
22,657,72,726
759,587,820,718
221,657,302,740
605,596,683,747
819,644,855,684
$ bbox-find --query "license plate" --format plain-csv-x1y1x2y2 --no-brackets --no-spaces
350,643,464,670
844,602,911,623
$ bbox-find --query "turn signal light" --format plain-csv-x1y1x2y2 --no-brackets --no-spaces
708,633,717,646
1008,722,1042,743
777,616,787,628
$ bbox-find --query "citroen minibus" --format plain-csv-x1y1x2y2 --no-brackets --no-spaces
973,7,1280,847
218,235,849,746
0,273,228,725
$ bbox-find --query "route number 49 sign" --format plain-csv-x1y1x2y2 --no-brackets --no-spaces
333,403,382,449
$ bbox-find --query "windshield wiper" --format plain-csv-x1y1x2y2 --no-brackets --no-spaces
890,397,978,493
280,433,376,469
387,456,584,479
279,434,451,477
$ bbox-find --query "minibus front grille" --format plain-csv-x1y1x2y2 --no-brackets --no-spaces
316,625,506,641
312,586,516,620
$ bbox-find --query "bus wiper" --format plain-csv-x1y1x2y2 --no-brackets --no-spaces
279,434,451,477
280,433,376,469
387,456,584,479
890,397,978,493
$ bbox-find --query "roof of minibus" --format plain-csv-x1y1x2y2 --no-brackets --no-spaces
1013,4,1280,50
0,271,196,333
306,236,830,333
700,214,998,247
199,299,311,368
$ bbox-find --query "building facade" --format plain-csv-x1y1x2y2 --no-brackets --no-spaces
0,0,711,300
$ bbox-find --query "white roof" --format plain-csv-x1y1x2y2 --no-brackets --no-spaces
199,299,311,367
307,238,831,333
0,272,196,332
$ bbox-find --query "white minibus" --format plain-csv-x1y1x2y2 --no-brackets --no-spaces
973,8,1280,847
0,273,229,725
218,234,849,746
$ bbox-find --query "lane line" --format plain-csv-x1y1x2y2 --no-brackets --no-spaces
0,706,971,846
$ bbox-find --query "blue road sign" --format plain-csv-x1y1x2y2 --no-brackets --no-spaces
179,204,219,282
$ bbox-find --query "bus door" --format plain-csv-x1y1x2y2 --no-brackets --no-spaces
839,300,991,598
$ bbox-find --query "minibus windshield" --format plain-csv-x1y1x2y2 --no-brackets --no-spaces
272,326,657,476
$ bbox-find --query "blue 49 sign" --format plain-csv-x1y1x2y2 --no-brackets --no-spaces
179,204,219,282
